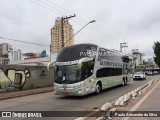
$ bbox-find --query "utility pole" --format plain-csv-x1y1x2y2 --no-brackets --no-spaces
64,20,95,47
61,14,76,47
61,17,64,47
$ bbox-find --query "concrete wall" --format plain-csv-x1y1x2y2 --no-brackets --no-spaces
0,65,54,92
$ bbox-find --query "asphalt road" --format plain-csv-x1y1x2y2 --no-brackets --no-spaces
0,75,159,120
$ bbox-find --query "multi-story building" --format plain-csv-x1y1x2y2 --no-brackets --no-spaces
0,58,10,65
9,52,50,66
0,43,12,64
132,50,144,67
0,43,12,57
51,17,74,53
8,49,22,61
0,43,22,64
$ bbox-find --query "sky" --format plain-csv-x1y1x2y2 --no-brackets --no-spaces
0,0,160,60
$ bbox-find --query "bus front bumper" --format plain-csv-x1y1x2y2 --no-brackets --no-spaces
54,88,85,96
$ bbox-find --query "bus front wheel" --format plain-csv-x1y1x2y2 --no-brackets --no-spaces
95,83,101,94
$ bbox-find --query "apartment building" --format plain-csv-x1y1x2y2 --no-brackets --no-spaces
51,17,74,53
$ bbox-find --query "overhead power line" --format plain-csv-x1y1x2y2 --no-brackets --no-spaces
36,0,70,16
28,0,65,16
0,12,49,32
28,0,96,36
0,36,49,47
44,0,86,25
45,0,74,15
28,0,86,29
44,0,94,25
28,0,116,40
41,0,112,34
28,0,87,27
0,0,115,46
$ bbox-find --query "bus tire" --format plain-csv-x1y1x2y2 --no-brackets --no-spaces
95,82,101,94
122,77,126,86
125,77,128,84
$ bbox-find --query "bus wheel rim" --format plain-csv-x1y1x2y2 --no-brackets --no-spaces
96,84,100,93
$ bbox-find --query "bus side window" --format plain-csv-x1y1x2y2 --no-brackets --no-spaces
96,68,122,78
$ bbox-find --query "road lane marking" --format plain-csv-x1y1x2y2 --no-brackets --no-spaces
121,80,160,120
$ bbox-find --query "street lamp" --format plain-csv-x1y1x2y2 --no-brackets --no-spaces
64,20,96,46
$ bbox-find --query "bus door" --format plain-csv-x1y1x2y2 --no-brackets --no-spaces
81,60,94,93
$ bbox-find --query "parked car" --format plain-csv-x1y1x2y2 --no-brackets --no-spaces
153,71,159,75
133,72,146,80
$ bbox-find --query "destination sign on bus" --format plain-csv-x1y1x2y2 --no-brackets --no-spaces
100,60,122,67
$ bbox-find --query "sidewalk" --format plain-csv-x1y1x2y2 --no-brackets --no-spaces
136,80,160,111
124,80,160,120
0,87,54,100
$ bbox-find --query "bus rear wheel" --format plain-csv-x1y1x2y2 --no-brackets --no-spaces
95,83,101,94
125,77,128,84
122,77,126,86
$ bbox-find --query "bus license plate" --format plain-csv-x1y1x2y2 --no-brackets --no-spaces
63,92,69,95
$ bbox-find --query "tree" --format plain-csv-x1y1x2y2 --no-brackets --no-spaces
153,41,160,67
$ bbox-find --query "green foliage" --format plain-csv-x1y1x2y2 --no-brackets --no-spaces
153,41,160,67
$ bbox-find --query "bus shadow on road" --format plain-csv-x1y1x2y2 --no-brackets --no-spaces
56,84,129,100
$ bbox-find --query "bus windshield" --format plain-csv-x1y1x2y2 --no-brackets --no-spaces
55,64,81,84
55,60,94,84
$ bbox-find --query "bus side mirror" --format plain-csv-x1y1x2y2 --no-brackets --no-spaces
47,61,56,71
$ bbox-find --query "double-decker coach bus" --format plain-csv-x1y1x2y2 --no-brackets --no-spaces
49,43,130,96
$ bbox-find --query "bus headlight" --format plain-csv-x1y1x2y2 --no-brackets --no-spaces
78,90,83,94
91,79,94,82
73,84,83,89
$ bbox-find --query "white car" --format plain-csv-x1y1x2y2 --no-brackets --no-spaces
133,72,146,80
146,71,153,76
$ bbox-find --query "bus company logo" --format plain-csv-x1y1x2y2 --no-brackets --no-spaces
80,51,96,57
63,84,67,90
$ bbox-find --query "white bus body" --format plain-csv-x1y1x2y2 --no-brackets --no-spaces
52,44,131,96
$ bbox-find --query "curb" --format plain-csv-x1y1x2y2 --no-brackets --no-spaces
75,79,158,120
0,87,54,100
96,79,158,120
